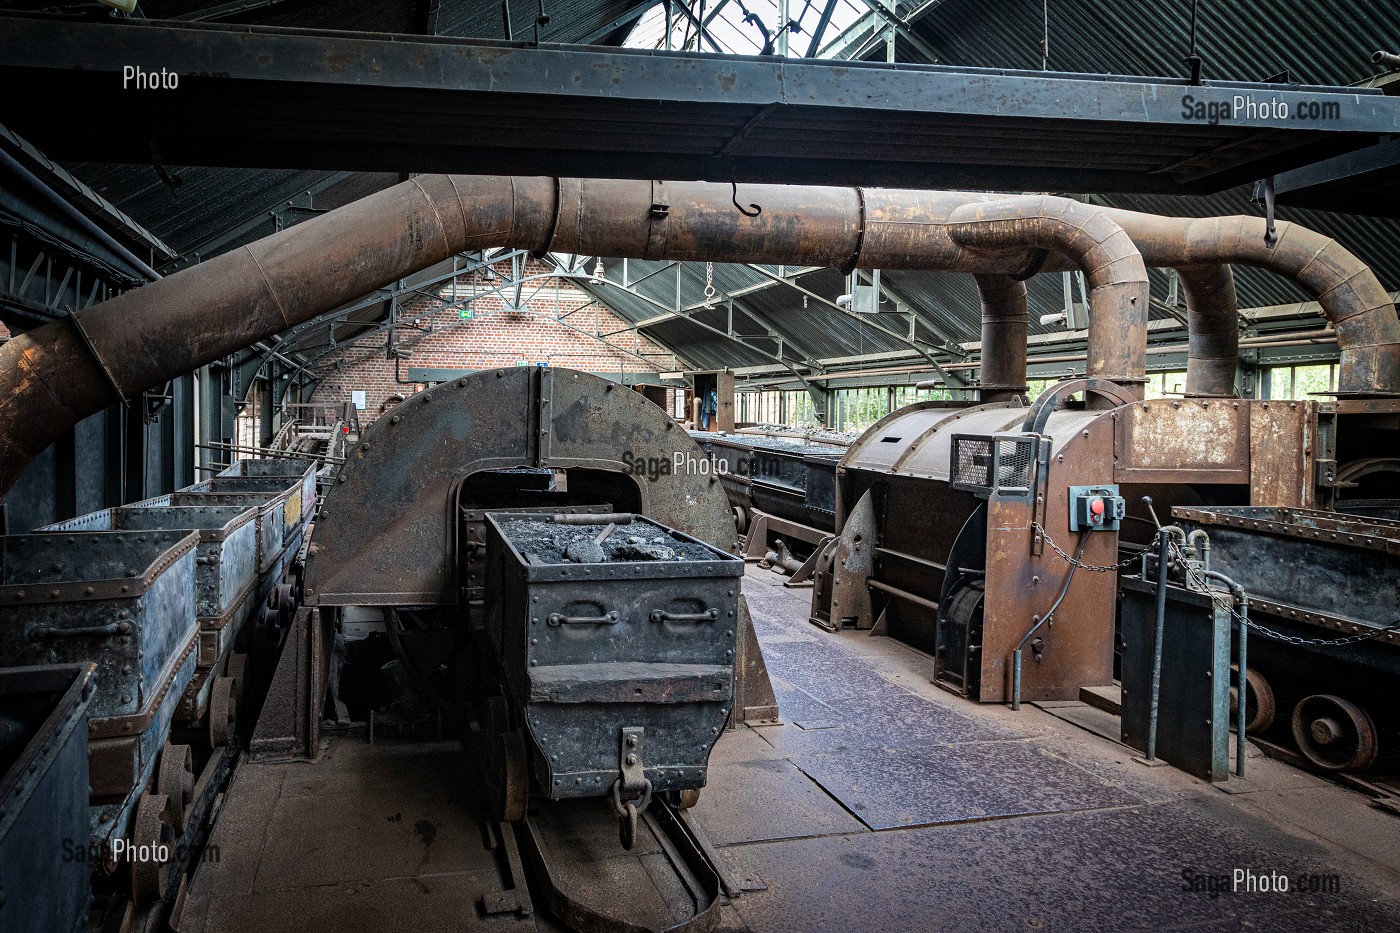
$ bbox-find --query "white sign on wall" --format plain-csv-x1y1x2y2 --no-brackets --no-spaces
352,390,366,410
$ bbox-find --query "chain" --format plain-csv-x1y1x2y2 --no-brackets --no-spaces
703,261,717,310
1036,524,1400,646
1168,542,1400,647
1032,522,1142,573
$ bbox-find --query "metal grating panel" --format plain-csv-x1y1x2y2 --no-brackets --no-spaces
950,433,1037,497
951,436,996,489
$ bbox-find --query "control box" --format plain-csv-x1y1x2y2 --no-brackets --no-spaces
1068,485,1126,531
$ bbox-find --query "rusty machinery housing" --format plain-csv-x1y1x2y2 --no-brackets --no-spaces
812,385,1331,705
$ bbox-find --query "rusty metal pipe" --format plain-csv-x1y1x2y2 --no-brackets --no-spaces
972,274,1030,402
0,175,559,496
1176,264,1240,398
947,197,1150,399
3,177,1393,502
1094,209,1400,397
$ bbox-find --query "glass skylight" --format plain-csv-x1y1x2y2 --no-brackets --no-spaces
624,0,870,58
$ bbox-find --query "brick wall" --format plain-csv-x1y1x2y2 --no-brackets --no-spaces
309,259,679,415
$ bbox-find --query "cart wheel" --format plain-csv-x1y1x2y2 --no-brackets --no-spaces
276,583,295,626
225,652,248,704
1292,694,1378,772
486,694,511,737
678,788,700,810
1229,665,1276,734
733,506,748,535
156,744,194,829
499,730,528,823
130,793,176,907
210,676,237,748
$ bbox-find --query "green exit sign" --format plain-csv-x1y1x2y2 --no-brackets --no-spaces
458,308,474,319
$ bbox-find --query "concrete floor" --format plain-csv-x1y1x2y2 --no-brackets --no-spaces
181,566,1400,932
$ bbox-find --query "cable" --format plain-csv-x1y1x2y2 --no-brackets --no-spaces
1012,527,1089,710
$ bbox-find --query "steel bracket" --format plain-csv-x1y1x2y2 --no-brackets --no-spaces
619,726,646,793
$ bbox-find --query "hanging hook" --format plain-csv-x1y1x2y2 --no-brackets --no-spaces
732,180,762,217
1262,175,1278,249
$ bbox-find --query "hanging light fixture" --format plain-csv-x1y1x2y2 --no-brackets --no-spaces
591,257,605,284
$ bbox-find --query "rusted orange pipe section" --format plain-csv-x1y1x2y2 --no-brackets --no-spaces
946,197,1150,398
971,275,1030,403
1096,210,1400,397
1,177,1395,501
1176,264,1240,398
0,176,558,496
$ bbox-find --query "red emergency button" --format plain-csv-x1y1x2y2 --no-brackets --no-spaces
1090,498,1105,516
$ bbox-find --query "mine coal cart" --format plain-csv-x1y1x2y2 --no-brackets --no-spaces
481,512,743,847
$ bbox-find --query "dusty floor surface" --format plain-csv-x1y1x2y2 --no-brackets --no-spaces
181,566,1400,932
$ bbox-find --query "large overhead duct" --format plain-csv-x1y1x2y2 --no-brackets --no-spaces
971,274,1029,404
946,197,1149,398
1176,264,1240,398
1,176,1395,500
1095,209,1400,399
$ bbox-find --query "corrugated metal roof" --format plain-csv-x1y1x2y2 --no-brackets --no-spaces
435,0,652,44
141,0,652,45
897,0,1400,87
62,164,316,258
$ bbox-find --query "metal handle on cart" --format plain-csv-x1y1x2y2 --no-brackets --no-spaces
547,611,619,626
30,620,133,640
649,608,719,623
